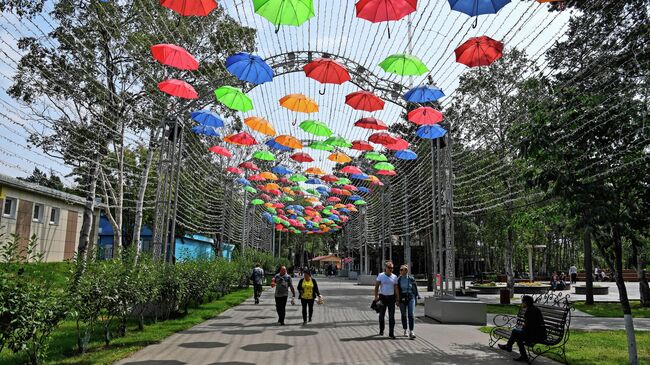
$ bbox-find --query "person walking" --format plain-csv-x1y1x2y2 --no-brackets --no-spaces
297,270,321,325
374,261,399,339
250,263,265,304
498,295,547,362
271,266,295,325
569,264,578,284
397,265,420,339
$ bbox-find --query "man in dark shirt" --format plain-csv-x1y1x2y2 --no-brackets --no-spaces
498,295,546,362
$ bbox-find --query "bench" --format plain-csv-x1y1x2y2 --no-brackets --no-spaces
489,292,572,364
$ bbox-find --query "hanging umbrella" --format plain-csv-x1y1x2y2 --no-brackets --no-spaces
306,178,323,185
279,94,319,113
385,136,409,151
252,150,276,161
264,182,281,190
342,184,358,191
235,177,250,186
341,165,363,175
151,44,199,70
253,0,315,32
260,172,279,181
305,167,325,175
336,177,352,185
251,198,265,205
262,212,274,223
327,196,341,203
244,186,257,194
325,136,352,148
225,131,258,146
395,149,417,160
299,120,333,137
365,152,388,161
272,165,293,175
373,162,395,170
303,58,351,94
322,174,339,183
403,85,445,103
328,152,352,163
356,0,417,37
455,36,504,67
289,174,308,182
369,132,397,145
225,52,274,84
379,54,428,76
245,117,276,136
290,152,314,162
357,186,370,193
208,146,232,157
348,194,362,201
266,138,292,151
354,200,367,205
226,166,243,175
158,79,198,99
239,161,260,171
345,90,385,112
190,110,224,127
248,174,266,182
448,0,510,17
191,125,220,137
351,173,370,180
160,0,217,16
215,86,254,112
416,125,447,139
308,141,334,151
408,107,444,125
354,117,388,130
275,135,302,149
377,169,397,176
351,140,374,151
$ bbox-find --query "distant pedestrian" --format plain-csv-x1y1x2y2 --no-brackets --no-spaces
250,263,265,304
271,266,295,325
374,261,399,339
569,265,578,284
397,265,420,339
297,270,321,325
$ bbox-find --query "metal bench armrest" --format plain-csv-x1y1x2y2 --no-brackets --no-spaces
493,314,519,328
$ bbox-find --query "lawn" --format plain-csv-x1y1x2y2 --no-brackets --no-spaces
486,304,521,315
0,288,252,365
480,327,650,364
573,301,650,318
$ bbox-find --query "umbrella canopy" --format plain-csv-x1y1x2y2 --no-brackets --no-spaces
322,174,339,183
299,120,333,137
252,150,275,161
275,135,303,149
190,110,224,127
215,86,253,112
416,125,447,139
226,166,244,175
239,161,260,171
340,165,363,175
208,146,232,157
191,125,220,137
408,107,444,125
253,0,315,30
335,177,352,184
365,151,388,161
354,117,388,130
448,0,510,17
328,152,352,163
345,90,385,112
160,0,217,16
369,132,397,145
251,198,265,205
279,94,318,113
245,117,276,136
158,79,198,99
235,177,251,185
272,165,293,175
354,200,367,205
151,44,199,70
225,52,274,84
289,174,308,182
379,54,428,76
248,174,265,182
244,186,257,194
385,136,409,151
308,141,334,151
357,186,370,193
355,0,417,22
225,131,258,146
373,162,395,171
351,173,370,180
327,196,341,203
260,172,279,180
266,138,292,151
306,178,323,185
290,152,314,162
351,140,374,151
305,167,325,175
395,149,418,160
455,36,504,67
325,135,352,148
403,85,445,103
377,169,397,176
303,58,351,85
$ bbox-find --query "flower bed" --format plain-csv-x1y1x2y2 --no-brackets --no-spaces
575,285,609,295
513,283,551,294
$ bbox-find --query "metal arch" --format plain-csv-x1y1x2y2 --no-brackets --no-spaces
244,50,409,109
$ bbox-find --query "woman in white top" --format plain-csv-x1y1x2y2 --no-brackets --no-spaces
373,261,400,339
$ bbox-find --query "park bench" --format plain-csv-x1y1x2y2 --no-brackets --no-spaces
489,292,572,364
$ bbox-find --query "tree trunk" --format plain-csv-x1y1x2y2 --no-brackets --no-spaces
631,236,650,307
77,155,100,262
584,226,594,305
133,128,160,264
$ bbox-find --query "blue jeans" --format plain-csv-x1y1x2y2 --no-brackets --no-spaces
399,297,416,331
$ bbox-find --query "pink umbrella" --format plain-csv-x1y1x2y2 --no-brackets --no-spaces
157,79,198,99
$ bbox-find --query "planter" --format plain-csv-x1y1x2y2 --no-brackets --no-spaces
469,286,501,295
424,296,486,325
456,289,478,298
575,285,609,295
348,271,359,280
357,274,376,286
513,285,551,294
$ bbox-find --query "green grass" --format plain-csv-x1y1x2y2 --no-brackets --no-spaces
486,304,521,315
480,327,650,364
0,288,252,365
573,301,650,318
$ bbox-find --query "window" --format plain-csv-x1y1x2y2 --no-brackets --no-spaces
49,207,60,225
33,203,44,223
3,197,17,218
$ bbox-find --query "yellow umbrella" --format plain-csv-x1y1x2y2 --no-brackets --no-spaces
279,94,319,113
260,172,279,181
282,187,294,194
275,135,302,149
265,182,280,190
334,203,346,209
328,152,352,163
245,117,276,136
305,167,325,175
366,175,380,183
348,206,358,212
305,197,320,203
264,202,273,208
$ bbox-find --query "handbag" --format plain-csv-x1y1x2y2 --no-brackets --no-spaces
317,295,324,305
371,299,385,313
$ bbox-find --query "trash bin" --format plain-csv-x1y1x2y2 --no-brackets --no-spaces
500,288,511,305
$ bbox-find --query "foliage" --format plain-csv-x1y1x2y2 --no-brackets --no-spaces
16,168,66,193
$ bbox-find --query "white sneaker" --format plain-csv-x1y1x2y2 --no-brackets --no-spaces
403,329,407,336
409,330,416,339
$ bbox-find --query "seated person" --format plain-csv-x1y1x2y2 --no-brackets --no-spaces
558,272,567,289
550,271,558,290
498,295,547,362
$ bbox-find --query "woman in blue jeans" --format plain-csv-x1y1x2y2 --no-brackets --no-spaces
398,265,420,339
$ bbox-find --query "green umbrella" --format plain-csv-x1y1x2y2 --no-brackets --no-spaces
306,188,319,196
289,174,308,182
269,208,278,214
281,196,295,202
334,177,351,185
379,54,428,76
322,209,332,215
325,135,352,148
308,141,334,151
252,150,275,161
299,120,333,137
251,198,264,205
321,218,332,224
281,219,290,226
214,86,253,112
373,162,395,170
354,200,367,205
244,186,257,193
253,0,315,31
291,186,304,191
365,152,388,161
273,215,281,223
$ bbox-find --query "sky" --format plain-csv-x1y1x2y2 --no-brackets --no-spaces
0,0,572,185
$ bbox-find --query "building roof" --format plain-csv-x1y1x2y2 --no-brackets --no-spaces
0,173,89,206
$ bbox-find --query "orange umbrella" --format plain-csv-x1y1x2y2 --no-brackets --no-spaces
282,187,294,194
260,172,279,181
305,197,320,203
305,167,325,175
328,152,352,163
245,117,276,136
265,182,280,190
340,190,352,196
275,135,302,149
279,94,319,113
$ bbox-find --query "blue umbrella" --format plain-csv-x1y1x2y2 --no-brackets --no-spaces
350,173,370,180
261,212,274,224
448,0,510,17
357,186,370,194
226,52,274,85
339,208,350,214
235,177,251,186
403,85,445,103
190,110,224,127
349,195,362,201
272,165,293,175
395,149,418,160
316,186,330,193
266,138,292,151
306,178,323,185
416,125,447,139
191,125,220,137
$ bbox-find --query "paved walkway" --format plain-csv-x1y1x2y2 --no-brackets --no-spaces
116,278,556,365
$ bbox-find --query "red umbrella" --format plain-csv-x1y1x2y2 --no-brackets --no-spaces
385,136,409,151
408,107,444,125
290,152,314,163
224,131,257,146
279,177,289,184
226,166,243,174
303,58,351,85
260,193,272,201
327,196,341,203
248,174,266,181
269,189,282,196
160,0,218,16
151,44,199,70
322,174,339,183
342,184,358,191
157,79,198,99
356,0,417,23
354,117,388,130
341,165,363,175
455,36,504,68
377,170,397,176
345,91,384,112
238,161,260,171
369,132,397,145
330,188,343,195
351,140,374,151
208,145,232,158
